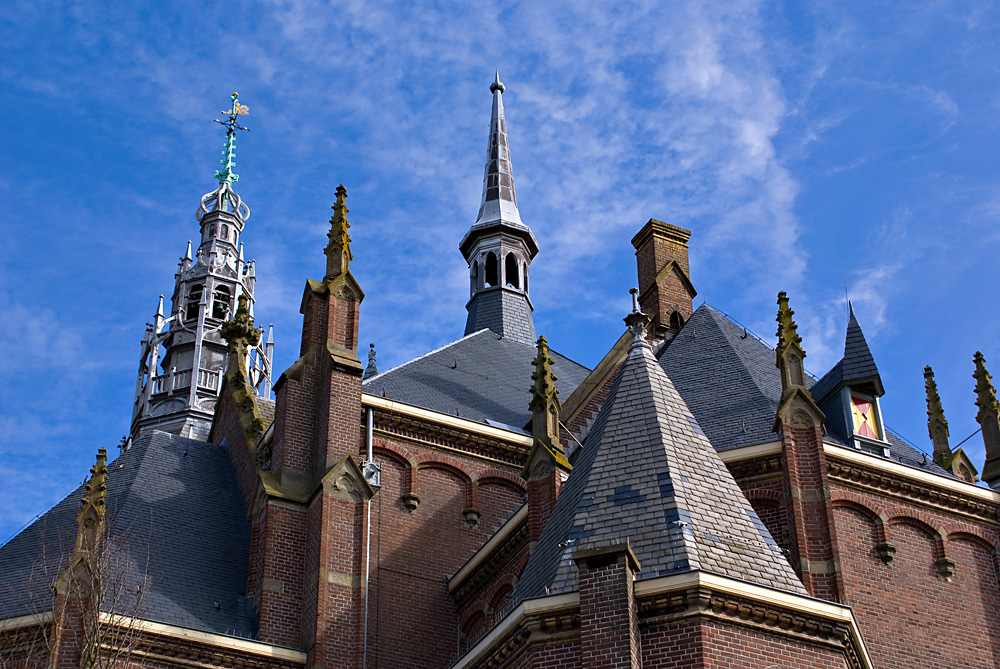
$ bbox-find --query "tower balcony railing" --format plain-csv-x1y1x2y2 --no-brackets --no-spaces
147,368,222,396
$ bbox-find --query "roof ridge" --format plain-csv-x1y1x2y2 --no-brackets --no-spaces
362,329,495,384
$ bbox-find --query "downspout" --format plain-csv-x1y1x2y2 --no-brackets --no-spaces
363,406,374,669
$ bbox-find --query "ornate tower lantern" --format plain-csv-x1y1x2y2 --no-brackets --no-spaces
130,93,273,441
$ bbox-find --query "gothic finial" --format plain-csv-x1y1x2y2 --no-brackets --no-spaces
490,70,505,94
924,366,951,463
325,185,353,280
973,352,1000,489
184,240,193,261
221,293,261,353
775,291,803,358
155,295,164,319
364,343,379,379
773,292,819,433
75,448,108,553
624,288,650,345
527,335,568,474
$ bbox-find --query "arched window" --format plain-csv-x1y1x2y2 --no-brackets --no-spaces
485,252,498,287
524,265,528,294
212,285,232,320
504,253,520,288
669,311,685,333
186,286,203,322
222,224,229,240
471,260,479,294
208,224,216,238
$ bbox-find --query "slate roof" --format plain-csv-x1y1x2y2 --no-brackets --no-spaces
0,431,255,638
658,305,787,452
512,330,807,606
362,329,591,429
660,304,950,478
843,303,882,389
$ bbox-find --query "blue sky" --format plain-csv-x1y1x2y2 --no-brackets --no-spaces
2,0,998,543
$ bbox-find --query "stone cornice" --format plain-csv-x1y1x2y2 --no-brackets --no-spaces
825,444,999,522
450,505,528,597
450,592,580,669
634,570,873,669
99,613,306,667
366,398,531,467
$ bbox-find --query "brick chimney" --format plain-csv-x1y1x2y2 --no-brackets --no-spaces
630,219,696,336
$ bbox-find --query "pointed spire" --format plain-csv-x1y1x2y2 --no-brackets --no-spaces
267,323,274,346
155,295,164,319
74,448,108,554
364,343,379,380
474,71,523,228
325,185,353,281
974,352,1000,488
184,240,193,261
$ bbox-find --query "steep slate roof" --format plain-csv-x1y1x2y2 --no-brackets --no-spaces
658,305,788,452
661,304,949,478
843,303,882,388
513,329,807,607
362,329,591,429
0,432,255,638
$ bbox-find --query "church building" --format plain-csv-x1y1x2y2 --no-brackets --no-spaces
2,77,1000,669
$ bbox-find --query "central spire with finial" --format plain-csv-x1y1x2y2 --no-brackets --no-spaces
473,70,523,228
459,73,539,344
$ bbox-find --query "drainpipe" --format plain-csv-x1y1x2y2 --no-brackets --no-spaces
363,406,374,669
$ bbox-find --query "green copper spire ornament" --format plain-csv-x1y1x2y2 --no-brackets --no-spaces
214,92,249,184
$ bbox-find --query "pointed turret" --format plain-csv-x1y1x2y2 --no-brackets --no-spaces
460,73,538,345
973,352,1000,489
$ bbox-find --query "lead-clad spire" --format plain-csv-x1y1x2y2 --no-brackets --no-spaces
460,74,539,345
475,71,523,228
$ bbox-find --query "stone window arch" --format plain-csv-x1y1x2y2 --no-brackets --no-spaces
471,260,479,294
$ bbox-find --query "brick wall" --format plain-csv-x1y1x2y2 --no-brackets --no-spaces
641,617,847,668
363,434,524,669
576,552,639,669
830,484,1000,668
257,502,307,647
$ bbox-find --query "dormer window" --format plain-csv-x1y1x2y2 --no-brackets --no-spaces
848,391,889,457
